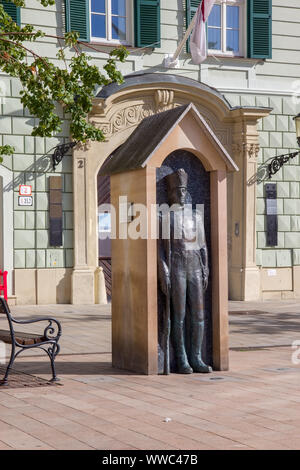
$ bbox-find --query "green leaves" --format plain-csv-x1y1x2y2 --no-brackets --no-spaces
0,0,129,159
0,144,14,162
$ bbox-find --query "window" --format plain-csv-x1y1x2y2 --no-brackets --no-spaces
207,0,244,57
65,0,161,48
0,0,21,25
90,0,131,44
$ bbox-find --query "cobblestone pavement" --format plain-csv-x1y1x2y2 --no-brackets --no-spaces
0,301,299,450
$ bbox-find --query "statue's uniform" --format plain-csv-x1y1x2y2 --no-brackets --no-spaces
159,203,211,374
170,208,206,323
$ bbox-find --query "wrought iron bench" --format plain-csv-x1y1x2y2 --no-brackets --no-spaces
0,297,62,385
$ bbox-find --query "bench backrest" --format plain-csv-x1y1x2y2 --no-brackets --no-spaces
0,297,15,339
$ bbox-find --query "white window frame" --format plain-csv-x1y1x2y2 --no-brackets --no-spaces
90,0,132,45
207,0,245,58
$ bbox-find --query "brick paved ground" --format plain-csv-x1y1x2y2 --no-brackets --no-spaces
0,301,299,450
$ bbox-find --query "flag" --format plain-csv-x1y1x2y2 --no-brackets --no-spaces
190,0,215,64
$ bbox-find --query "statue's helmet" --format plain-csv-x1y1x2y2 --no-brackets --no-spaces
166,168,188,192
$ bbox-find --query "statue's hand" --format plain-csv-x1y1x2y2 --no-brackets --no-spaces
158,260,170,296
160,275,171,296
202,268,209,291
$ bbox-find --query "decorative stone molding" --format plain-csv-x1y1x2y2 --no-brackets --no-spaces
92,102,155,137
247,143,260,160
231,142,260,160
154,89,175,112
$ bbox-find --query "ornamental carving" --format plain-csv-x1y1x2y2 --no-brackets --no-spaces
90,95,231,150
92,103,156,137
232,143,260,159
155,89,175,112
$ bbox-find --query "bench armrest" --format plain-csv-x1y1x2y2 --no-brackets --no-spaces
11,317,62,341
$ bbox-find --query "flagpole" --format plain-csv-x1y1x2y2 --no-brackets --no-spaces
163,14,197,68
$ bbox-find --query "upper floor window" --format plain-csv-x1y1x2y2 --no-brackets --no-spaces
208,0,244,57
90,0,131,44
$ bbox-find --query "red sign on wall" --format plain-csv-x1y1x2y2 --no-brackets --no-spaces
19,185,32,196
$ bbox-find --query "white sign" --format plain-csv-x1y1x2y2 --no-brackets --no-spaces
19,185,32,196
18,196,33,206
267,269,277,277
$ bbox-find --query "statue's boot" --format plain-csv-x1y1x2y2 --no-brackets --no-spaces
189,320,212,373
172,320,193,374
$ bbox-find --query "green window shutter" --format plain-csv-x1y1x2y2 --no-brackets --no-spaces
248,0,272,59
0,0,21,25
65,0,90,42
134,0,160,48
186,0,202,53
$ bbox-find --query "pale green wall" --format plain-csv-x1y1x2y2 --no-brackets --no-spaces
1,0,300,272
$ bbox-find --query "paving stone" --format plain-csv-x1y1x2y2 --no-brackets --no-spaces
0,300,299,450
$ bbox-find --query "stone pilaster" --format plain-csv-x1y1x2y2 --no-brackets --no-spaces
228,109,271,300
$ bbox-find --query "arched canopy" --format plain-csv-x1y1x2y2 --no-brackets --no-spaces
99,103,238,176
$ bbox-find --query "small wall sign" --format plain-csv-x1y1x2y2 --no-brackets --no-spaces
19,185,32,196
18,196,33,206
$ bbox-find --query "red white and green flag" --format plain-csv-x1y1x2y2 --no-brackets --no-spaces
190,0,215,64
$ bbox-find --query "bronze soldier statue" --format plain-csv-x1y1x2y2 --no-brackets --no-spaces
158,168,212,374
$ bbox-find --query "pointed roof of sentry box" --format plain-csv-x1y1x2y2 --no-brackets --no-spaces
99,103,238,176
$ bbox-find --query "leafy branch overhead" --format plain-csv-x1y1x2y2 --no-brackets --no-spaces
0,0,128,161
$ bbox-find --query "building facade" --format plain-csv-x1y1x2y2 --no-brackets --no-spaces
0,0,300,304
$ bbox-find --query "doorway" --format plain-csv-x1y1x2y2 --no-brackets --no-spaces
97,173,112,300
